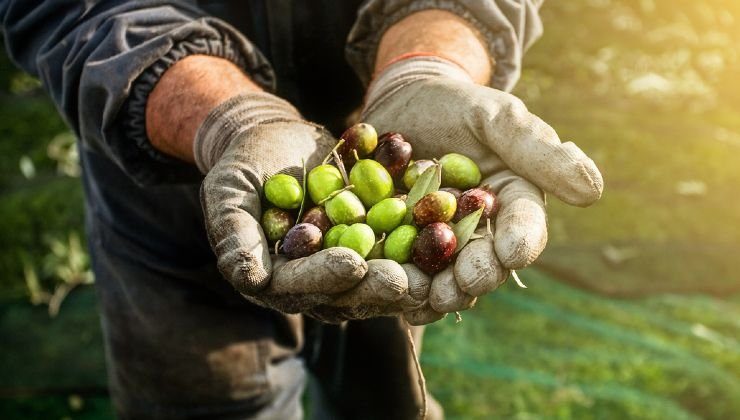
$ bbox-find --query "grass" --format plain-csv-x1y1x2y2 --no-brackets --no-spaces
1,0,739,418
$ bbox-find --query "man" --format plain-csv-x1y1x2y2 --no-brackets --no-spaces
1,1,602,418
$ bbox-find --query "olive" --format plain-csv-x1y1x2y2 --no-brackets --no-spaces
412,223,457,274
323,224,349,249
261,208,294,243
402,160,436,190
307,164,344,204
413,191,457,227
282,223,323,259
384,225,418,264
325,190,366,225
339,123,378,167
373,136,412,179
337,223,376,259
264,174,303,209
301,206,333,233
366,198,407,235
349,159,394,208
439,153,481,189
453,187,499,223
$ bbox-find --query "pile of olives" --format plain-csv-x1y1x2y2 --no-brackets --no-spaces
261,123,499,274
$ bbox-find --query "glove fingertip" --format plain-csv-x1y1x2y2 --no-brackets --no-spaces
219,248,272,295
553,143,604,207
454,239,507,296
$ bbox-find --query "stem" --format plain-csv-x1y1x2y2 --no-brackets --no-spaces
375,232,387,246
323,139,345,165
511,270,527,288
317,185,355,206
352,148,360,163
274,240,281,256
332,150,351,186
455,312,463,323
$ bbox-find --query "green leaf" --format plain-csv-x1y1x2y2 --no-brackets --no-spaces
453,207,484,254
403,163,441,224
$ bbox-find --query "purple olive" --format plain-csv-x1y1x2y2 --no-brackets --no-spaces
282,223,323,259
373,137,412,179
412,223,457,274
453,187,499,223
301,206,333,234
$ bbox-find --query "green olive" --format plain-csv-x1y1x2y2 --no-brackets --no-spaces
338,223,376,259
384,225,418,264
403,160,436,190
439,153,481,189
349,159,394,208
325,190,366,225
307,164,344,204
366,198,407,235
323,224,349,249
264,174,303,209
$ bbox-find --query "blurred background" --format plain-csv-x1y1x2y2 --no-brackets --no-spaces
1,0,739,418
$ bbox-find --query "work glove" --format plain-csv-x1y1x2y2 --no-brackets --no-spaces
361,56,604,320
196,92,430,321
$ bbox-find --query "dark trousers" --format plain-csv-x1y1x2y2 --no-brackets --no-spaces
81,146,425,419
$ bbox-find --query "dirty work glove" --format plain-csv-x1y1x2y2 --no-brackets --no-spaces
362,57,604,320
196,93,364,313
196,92,426,320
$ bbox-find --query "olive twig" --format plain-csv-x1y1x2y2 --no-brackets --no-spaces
323,139,345,165
332,149,351,186
317,184,355,205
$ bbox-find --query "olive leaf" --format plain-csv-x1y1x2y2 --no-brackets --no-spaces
403,163,441,224
295,159,308,224
452,207,483,254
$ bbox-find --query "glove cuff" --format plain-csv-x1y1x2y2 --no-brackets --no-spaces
362,56,474,118
194,92,303,173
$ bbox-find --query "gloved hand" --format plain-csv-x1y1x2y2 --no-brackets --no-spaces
196,92,432,321
361,56,604,320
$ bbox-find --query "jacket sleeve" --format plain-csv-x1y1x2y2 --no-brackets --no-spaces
0,0,275,185
346,0,545,92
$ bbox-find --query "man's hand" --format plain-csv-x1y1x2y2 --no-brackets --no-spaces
362,11,604,320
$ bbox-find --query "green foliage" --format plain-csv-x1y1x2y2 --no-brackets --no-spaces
423,269,740,419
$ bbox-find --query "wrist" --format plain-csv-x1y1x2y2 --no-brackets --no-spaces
146,55,263,164
374,10,492,85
